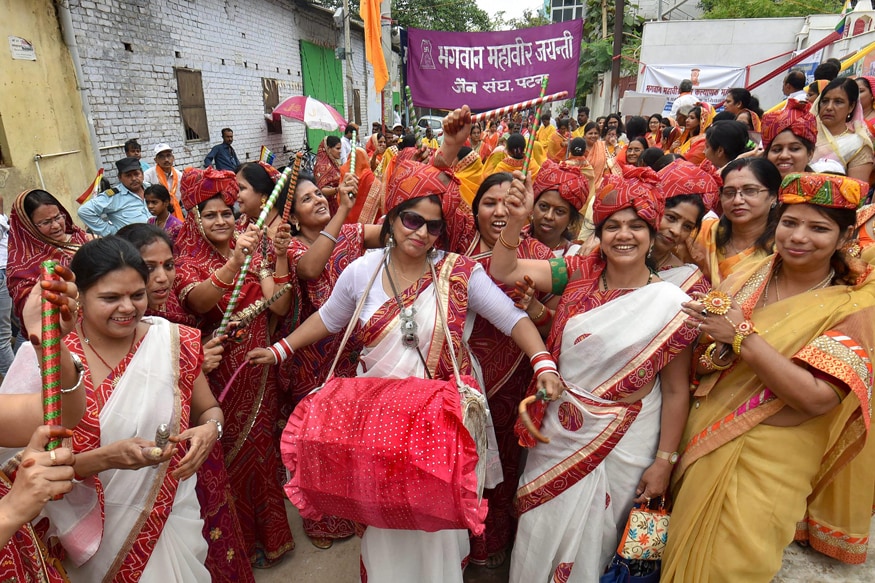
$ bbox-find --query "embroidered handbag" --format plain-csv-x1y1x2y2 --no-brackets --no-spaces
280,251,489,534
617,499,670,561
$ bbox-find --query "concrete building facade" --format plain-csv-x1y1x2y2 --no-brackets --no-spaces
2,0,370,211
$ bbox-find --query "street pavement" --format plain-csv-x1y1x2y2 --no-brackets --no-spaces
253,502,875,582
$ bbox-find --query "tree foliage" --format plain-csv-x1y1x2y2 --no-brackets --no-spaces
576,0,644,99
307,0,492,32
490,8,551,31
700,0,842,19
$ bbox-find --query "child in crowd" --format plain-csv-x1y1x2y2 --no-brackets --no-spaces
145,184,183,243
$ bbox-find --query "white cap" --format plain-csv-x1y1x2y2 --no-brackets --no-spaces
154,143,172,155
809,158,846,175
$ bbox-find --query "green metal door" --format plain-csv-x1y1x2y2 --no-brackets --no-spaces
300,40,344,150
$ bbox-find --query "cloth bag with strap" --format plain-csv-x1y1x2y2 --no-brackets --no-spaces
280,251,489,534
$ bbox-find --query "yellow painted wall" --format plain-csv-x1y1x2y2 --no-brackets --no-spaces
0,0,96,214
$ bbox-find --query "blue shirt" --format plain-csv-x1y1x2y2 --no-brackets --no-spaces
204,143,240,171
77,182,152,236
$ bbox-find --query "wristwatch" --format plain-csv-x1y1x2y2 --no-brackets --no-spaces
656,450,678,464
205,418,223,440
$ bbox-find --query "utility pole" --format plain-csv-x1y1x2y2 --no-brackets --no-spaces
380,0,393,131
343,0,355,123
610,0,623,112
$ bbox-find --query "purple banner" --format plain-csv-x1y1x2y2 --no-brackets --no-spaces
406,21,583,111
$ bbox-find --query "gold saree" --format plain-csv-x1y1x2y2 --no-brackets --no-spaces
662,255,875,582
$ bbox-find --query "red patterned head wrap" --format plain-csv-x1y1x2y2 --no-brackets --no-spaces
779,172,866,210
533,159,589,211
592,166,663,230
386,160,456,212
256,161,280,183
180,168,238,211
385,160,475,252
761,99,817,152
657,159,720,211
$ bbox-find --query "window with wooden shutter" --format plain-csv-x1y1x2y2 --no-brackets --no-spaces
176,68,209,142
263,78,282,135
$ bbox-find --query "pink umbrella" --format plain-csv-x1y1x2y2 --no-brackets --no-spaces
272,96,348,131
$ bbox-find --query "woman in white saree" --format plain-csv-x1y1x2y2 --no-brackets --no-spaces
52,237,224,582
249,152,564,583
490,167,699,582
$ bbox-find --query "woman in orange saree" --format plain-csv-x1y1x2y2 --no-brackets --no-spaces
688,157,779,285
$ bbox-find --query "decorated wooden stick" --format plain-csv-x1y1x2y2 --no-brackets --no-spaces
522,76,550,179
280,151,304,223
471,91,568,124
216,165,294,336
40,261,63,451
347,131,357,199
405,86,421,142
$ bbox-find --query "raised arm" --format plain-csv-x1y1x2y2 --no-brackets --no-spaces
296,173,357,280
489,171,553,293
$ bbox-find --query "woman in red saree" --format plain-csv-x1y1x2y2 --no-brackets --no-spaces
280,171,381,548
314,136,343,215
8,189,91,330
464,172,554,568
173,168,294,569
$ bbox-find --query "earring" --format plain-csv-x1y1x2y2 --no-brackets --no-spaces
647,246,653,259
387,232,396,248
771,201,777,209
260,196,267,210
599,248,606,261
427,247,438,260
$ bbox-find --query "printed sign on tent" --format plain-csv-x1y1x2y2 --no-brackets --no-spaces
406,21,582,110
639,64,747,114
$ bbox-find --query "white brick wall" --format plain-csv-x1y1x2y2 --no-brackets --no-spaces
66,0,370,174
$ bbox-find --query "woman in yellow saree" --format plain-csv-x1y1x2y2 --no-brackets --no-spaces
663,172,875,582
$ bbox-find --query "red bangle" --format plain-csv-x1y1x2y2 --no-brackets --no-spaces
273,272,291,284
268,338,294,364
533,308,552,328
209,271,234,290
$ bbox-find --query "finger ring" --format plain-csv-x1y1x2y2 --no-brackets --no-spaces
645,496,651,503
242,247,250,254
700,309,708,317
49,449,57,464
696,322,702,331
147,447,163,460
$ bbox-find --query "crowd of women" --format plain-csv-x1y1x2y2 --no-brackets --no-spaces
1,68,875,583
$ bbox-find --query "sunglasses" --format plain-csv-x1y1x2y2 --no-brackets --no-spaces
399,211,444,236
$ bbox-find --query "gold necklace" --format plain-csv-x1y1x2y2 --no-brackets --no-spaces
600,267,654,291
763,266,834,306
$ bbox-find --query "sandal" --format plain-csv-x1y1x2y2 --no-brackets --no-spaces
310,537,333,550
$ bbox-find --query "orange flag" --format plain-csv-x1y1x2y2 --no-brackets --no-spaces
76,168,104,204
360,0,388,93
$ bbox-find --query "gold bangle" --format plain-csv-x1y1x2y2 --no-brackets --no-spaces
498,230,521,250
732,319,758,354
700,342,732,371
530,303,546,321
